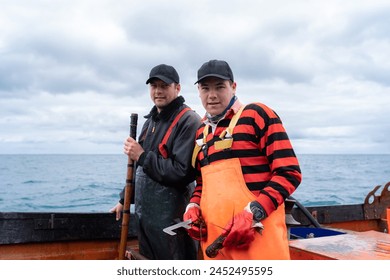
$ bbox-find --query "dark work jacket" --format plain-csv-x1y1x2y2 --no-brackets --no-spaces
120,96,201,260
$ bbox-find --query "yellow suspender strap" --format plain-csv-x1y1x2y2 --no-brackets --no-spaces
191,105,245,168
219,105,244,139
191,125,208,168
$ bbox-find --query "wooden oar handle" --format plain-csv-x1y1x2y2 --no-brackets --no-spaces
130,113,138,139
118,113,138,260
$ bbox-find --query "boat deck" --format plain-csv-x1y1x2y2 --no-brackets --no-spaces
289,230,390,260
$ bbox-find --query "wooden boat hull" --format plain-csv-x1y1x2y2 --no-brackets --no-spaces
288,182,390,259
289,230,390,260
1,182,389,260
0,239,138,260
0,212,138,260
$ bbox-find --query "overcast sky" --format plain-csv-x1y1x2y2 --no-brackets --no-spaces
1,0,389,154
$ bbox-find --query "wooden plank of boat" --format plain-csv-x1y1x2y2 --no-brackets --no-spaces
288,182,390,260
289,230,390,260
0,212,138,260
0,239,139,260
0,212,137,244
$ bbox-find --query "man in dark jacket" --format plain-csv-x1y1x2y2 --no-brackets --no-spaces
110,64,200,260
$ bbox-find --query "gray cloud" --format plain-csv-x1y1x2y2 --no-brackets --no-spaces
0,0,389,154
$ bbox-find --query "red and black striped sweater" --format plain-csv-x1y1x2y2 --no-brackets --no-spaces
190,100,302,216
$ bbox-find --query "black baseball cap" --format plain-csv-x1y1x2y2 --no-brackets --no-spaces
195,59,234,84
146,64,180,84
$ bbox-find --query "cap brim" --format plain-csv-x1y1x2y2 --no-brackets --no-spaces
146,75,175,84
194,74,231,84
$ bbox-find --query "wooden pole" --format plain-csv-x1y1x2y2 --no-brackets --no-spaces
118,113,138,260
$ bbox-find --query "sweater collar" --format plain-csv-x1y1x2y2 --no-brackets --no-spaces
202,98,244,125
145,95,185,121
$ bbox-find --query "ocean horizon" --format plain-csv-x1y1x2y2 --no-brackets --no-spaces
1,154,389,213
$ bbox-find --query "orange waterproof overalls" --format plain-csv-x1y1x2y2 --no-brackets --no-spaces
194,107,290,260
387,207,390,234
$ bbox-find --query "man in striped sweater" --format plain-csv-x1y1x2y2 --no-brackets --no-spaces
184,60,302,259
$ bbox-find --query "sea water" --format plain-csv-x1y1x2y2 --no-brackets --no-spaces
0,154,389,212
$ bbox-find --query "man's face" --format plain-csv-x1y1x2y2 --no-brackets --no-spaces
198,77,236,116
149,79,180,111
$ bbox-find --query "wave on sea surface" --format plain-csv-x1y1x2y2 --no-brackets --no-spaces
0,154,389,212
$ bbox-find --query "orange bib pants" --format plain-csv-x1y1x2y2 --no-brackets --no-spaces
200,158,290,260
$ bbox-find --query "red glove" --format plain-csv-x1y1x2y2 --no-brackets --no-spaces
222,210,255,249
222,202,265,250
183,203,207,241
